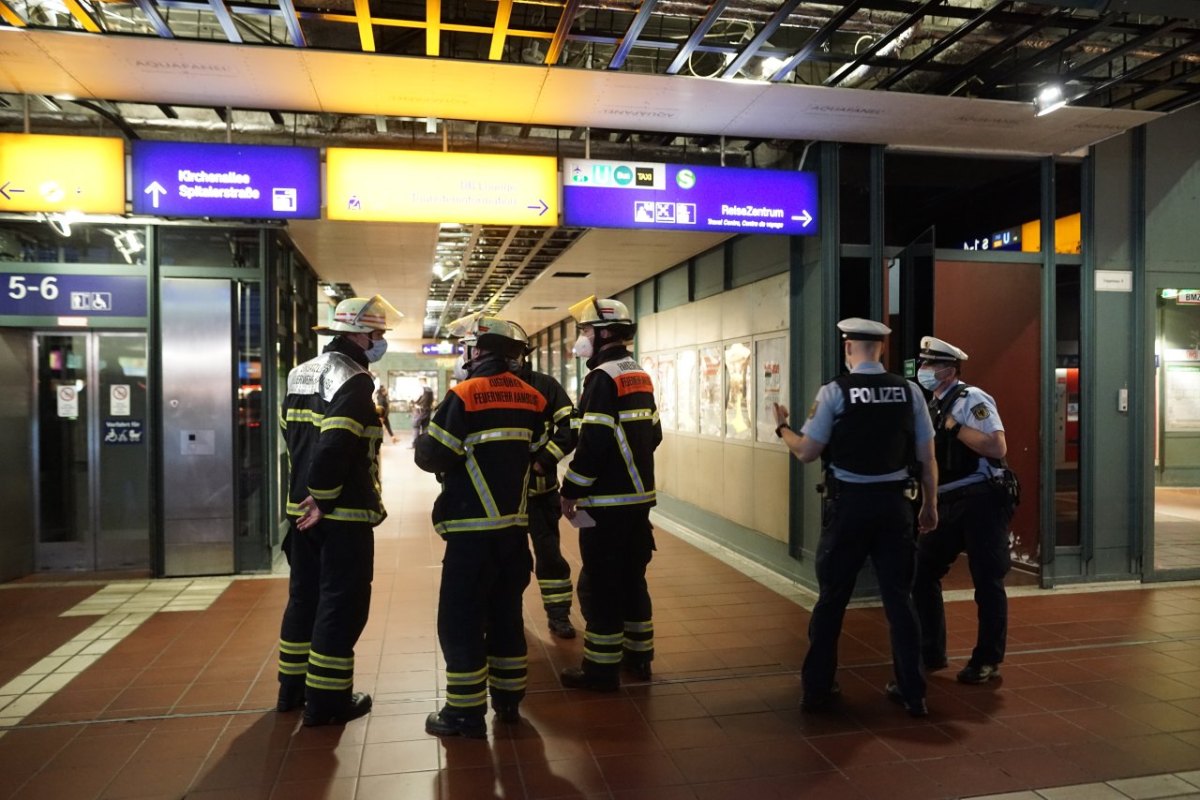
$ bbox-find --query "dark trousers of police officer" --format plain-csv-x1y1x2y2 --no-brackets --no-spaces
913,484,1012,669
802,484,925,704
576,508,655,681
437,528,533,722
528,490,574,622
278,519,374,717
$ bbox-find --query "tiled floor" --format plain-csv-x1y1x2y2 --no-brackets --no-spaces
7,446,1200,798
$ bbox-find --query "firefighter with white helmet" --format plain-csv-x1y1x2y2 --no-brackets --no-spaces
416,313,549,738
559,296,662,692
277,294,401,726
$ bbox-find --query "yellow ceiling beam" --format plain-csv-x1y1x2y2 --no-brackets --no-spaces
353,0,375,51
426,0,440,56
62,0,102,32
489,0,512,60
0,0,26,26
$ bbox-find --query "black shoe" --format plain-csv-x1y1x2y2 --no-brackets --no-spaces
560,666,619,693
425,710,487,739
956,663,1000,685
276,684,305,713
924,656,950,671
302,692,372,727
622,658,652,682
548,615,577,639
801,682,841,712
492,703,521,724
885,682,928,718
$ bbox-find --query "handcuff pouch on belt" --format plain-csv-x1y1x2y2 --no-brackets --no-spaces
990,464,1021,510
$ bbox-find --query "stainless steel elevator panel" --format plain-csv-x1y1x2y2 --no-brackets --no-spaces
161,278,234,575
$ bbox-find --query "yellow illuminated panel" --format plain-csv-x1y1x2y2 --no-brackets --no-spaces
0,134,125,214
325,148,559,225
1020,212,1081,255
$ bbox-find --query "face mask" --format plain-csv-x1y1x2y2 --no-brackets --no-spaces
364,337,388,363
572,333,593,359
452,354,468,381
917,366,943,391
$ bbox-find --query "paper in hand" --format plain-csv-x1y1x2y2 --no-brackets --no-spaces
567,509,596,528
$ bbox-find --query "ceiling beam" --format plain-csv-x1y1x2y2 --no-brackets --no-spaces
1115,63,1200,107
977,11,1119,95
464,227,519,307
1063,18,1184,82
276,0,305,46
207,0,243,43
929,9,1065,95
426,0,440,56
131,0,173,37
721,0,803,79
665,0,730,75
352,0,375,51
488,0,512,60
63,0,102,32
768,0,864,82
608,0,660,70
824,0,943,87
545,0,582,65
1070,36,1200,105
875,0,1009,89
1149,81,1200,113
0,0,26,26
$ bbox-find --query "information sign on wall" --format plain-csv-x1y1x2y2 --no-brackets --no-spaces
562,159,819,235
0,273,147,318
0,133,125,214
131,141,320,218
326,149,558,225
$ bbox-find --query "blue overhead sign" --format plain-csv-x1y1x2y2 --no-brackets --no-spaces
1,273,147,318
562,159,819,235
131,141,320,219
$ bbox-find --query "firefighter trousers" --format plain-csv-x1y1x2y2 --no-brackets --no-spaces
528,490,573,617
278,518,374,715
576,507,655,678
437,528,533,716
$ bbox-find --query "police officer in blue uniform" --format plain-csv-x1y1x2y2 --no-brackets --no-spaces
912,336,1013,685
773,318,938,717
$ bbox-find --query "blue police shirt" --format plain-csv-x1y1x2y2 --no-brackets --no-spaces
936,380,1005,493
799,361,934,483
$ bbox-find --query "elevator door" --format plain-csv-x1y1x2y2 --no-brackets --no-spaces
34,332,150,572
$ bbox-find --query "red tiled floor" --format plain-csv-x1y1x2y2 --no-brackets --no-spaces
11,448,1200,799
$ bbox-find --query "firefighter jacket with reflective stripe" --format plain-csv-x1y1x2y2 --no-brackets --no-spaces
281,337,386,526
516,366,577,497
415,361,549,535
561,347,662,509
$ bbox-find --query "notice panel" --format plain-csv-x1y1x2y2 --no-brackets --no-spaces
0,273,147,318
131,141,320,218
326,149,558,225
0,133,125,214
563,159,818,235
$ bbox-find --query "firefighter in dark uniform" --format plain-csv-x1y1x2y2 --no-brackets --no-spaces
912,336,1013,685
277,294,400,727
772,318,938,718
559,296,662,692
416,316,549,739
512,336,580,640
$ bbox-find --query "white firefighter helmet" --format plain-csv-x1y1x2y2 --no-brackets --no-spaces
314,294,402,334
568,296,633,327
445,312,527,358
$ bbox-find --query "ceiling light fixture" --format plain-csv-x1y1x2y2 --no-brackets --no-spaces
1035,84,1068,117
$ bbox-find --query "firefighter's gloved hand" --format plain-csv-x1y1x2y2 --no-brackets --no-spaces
560,495,578,521
295,495,325,531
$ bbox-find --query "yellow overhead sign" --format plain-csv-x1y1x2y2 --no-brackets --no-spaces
0,134,125,214
325,149,558,225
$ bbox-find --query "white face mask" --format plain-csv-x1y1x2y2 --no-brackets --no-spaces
572,332,593,359
452,354,468,381
364,337,388,363
917,366,947,391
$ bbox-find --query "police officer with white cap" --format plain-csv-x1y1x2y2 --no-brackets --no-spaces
773,318,938,717
912,336,1013,686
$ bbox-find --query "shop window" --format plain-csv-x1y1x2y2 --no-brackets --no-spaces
0,218,148,265
159,227,262,269
656,264,689,311
731,236,788,288
693,247,725,300
636,281,655,317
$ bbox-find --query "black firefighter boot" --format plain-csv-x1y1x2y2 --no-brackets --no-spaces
547,608,576,639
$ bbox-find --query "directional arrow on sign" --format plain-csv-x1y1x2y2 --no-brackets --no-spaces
527,198,549,216
0,181,26,200
144,181,167,209
790,209,813,228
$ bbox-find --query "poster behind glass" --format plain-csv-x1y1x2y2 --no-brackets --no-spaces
640,353,659,413
676,349,698,434
755,336,788,443
725,341,753,441
699,345,724,437
657,353,677,431
561,334,578,403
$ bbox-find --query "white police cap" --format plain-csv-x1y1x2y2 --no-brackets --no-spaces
919,335,969,362
837,317,891,341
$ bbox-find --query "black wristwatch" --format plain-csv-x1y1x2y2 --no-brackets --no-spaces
775,422,790,438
